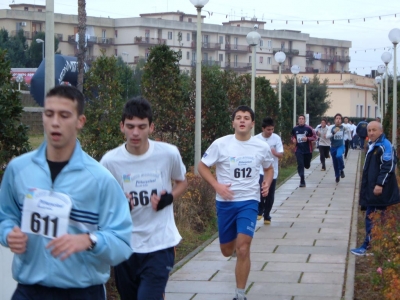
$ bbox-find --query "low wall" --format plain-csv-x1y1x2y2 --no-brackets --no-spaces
22,107,43,135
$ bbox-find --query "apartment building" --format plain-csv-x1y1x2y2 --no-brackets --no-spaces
1,3,351,74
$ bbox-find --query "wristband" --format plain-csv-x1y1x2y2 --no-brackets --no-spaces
157,193,173,211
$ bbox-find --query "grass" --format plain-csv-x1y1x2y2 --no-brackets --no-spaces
29,134,44,149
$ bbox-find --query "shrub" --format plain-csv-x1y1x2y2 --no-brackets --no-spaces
280,143,296,168
370,202,400,299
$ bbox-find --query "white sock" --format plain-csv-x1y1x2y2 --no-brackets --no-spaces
235,288,246,300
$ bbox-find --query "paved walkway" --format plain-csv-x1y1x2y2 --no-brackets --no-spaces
166,149,361,300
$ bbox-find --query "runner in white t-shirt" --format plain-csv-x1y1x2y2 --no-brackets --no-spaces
100,97,188,300
255,117,284,225
198,105,274,300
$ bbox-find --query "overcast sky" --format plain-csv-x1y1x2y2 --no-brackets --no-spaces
2,0,400,77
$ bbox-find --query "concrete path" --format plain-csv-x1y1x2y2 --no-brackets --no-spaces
0,245,17,300
166,149,360,300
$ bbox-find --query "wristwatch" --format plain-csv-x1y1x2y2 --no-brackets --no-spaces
87,232,97,251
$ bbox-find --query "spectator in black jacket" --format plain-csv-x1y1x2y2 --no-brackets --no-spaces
350,121,400,256
356,118,368,150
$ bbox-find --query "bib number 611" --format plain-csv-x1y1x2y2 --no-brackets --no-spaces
30,212,58,238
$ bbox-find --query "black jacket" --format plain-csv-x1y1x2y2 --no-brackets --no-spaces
356,121,368,138
360,134,400,207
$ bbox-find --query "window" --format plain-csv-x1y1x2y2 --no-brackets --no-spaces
367,106,371,118
219,36,224,44
237,24,240,27
24,7,28,11
259,40,263,47
179,15,183,22
187,51,190,60
267,57,271,65
188,18,192,22
187,33,190,41
234,55,238,67
102,30,106,43
38,9,42,12
360,105,364,117
267,40,272,48
259,56,263,63
234,37,238,50
249,56,252,63
219,54,223,61
375,106,378,118
115,30,118,38
281,42,285,50
168,32,172,40
114,49,118,56
356,105,359,117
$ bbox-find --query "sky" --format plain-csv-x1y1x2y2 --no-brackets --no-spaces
2,0,400,77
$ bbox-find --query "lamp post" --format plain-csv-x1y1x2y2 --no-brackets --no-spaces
291,65,300,128
274,51,286,134
375,76,382,118
190,0,209,174
246,26,261,135
388,28,400,150
302,76,309,122
36,38,44,61
377,65,386,119
381,51,392,121
122,52,129,100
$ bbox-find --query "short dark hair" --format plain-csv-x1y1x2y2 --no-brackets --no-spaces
334,113,343,119
298,114,305,119
262,117,274,128
321,118,327,123
344,116,349,120
121,96,153,124
231,105,254,121
46,85,85,115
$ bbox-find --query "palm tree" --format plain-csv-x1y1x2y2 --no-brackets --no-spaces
77,0,86,92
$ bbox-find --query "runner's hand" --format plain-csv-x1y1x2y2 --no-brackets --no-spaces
261,181,270,197
7,226,28,254
150,190,165,211
126,193,134,211
47,234,92,260
215,183,234,200
373,185,383,196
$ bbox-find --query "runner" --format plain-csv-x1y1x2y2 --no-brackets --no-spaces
255,117,284,225
0,85,133,300
291,114,317,187
100,97,188,300
198,105,273,300
315,118,330,171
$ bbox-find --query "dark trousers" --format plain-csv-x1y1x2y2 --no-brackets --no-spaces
360,137,366,150
318,145,330,168
295,152,312,178
330,145,344,178
12,284,105,300
352,135,360,149
258,177,277,221
114,247,175,300
363,206,386,248
344,140,350,158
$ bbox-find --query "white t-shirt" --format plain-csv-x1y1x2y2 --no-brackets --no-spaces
201,135,273,201
316,125,331,146
343,123,352,140
100,140,186,253
255,133,283,179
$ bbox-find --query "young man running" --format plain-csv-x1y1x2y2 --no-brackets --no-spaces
291,114,317,187
100,97,187,300
326,113,351,183
343,117,352,159
315,118,330,171
198,105,274,300
0,85,133,300
255,117,284,225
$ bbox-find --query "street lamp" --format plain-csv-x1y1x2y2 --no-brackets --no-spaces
381,51,392,121
388,28,400,150
36,38,44,61
377,65,386,119
291,65,300,128
375,76,382,118
246,26,261,135
189,0,209,174
274,51,286,110
122,52,129,100
302,76,309,122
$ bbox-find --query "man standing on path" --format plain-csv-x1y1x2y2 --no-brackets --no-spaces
100,97,188,300
356,118,368,151
291,114,317,187
0,85,133,299
326,113,350,183
256,117,284,225
315,118,330,171
350,121,399,255
198,105,274,300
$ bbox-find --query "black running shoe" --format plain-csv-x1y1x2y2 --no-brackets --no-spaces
336,177,340,183
341,170,345,178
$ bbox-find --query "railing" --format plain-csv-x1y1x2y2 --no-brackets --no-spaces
272,64,291,72
133,36,166,46
306,50,314,59
224,44,250,53
305,67,314,73
11,30,30,39
68,35,97,45
134,56,147,64
224,62,251,70
320,54,336,62
191,60,222,67
55,33,63,41
272,48,299,56
191,42,221,50
337,55,351,63
97,37,114,45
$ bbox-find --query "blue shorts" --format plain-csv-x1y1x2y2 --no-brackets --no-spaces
216,200,258,244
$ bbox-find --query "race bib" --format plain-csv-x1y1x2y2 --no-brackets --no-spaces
122,172,162,207
21,188,72,239
230,156,255,179
334,130,344,140
296,133,306,143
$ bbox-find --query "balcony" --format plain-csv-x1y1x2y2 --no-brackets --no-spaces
337,55,351,63
225,44,250,53
224,62,251,71
97,37,114,46
133,36,166,46
191,42,221,51
134,56,147,64
11,30,30,39
191,60,222,67
306,50,314,60
272,64,291,73
55,33,63,41
320,54,336,63
68,35,97,46
272,48,299,56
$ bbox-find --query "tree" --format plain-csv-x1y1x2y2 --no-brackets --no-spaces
26,32,60,67
0,29,28,67
80,53,125,161
0,49,31,181
77,0,87,92
116,56,136,100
